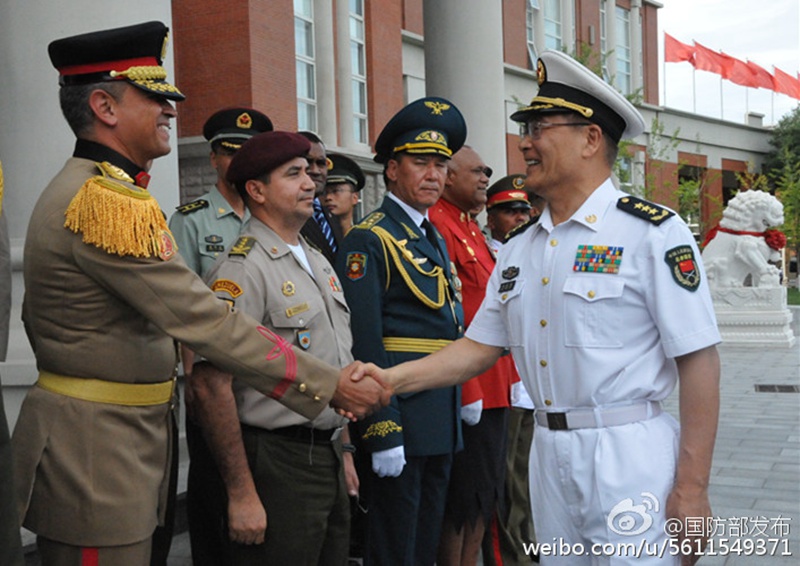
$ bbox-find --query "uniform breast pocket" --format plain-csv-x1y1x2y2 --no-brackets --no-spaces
498,278,526,347
268,302,321,331
563,276,624,348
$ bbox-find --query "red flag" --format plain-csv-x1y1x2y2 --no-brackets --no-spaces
773,67,800,99
719,51,758,87
665,33,694,63
746,60,775,89
692,41,727,76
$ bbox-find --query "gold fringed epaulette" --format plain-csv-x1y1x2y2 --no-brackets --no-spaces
64,176,173,258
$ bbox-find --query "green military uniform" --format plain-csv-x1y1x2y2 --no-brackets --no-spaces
168,187,250,277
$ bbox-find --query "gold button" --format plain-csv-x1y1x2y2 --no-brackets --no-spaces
313,395,321,402
539,359,547,367
587,290,596,299
298,383,307,393
540,319,547,327
214,252,219,257
544,399,553,406
541,277,550,285
502,293,508,300
271,247,279,254
218,208,225,214
550,239,558,247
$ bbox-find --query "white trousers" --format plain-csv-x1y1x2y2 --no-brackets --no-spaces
530,412,682,565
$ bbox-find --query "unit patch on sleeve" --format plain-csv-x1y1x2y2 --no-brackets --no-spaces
346,252,367,280
664,245,700,291
573,245,623,274
211,278,244,298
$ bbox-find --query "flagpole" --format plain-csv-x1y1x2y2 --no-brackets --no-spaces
693,68,697,113
719,76,724,120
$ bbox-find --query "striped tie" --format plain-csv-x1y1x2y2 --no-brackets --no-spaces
313,199,337,252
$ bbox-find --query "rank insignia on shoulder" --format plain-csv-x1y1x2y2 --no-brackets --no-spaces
616,196,674,225
176,199,210,215
664,245,700,291
502,266,520,280
346,252,367,280
505,219,536,241
229,236,256,257
355,212,384,230
211,278,243,298
97,161,134,184
296,329,311,350
573,245,623,274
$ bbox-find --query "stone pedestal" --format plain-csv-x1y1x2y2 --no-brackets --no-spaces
711,287,796,347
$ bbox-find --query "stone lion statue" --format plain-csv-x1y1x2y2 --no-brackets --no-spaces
702,190,785,288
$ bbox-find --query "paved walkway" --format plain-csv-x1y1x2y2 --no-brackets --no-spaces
25,314,799,565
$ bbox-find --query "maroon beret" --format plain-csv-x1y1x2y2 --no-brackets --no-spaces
226,131,312,185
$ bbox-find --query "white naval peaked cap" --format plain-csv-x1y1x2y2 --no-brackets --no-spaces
511,50,646,143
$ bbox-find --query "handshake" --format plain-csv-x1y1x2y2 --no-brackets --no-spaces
330,361,393,420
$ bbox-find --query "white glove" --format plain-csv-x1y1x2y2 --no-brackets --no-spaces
461,399,483,426
372,446,406,477
510,381,524,405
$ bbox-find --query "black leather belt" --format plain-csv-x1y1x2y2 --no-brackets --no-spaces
261,424,341,443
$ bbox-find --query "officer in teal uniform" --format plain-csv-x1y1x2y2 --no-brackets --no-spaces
167,107,273,566
335,97,466,566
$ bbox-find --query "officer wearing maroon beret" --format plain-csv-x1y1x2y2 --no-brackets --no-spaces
13,22,387,566
193,131,358,564
168,106,274,566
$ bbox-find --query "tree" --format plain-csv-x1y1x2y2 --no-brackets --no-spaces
764,107,800,282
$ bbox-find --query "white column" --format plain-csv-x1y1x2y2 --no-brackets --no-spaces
631,0,643,94
335,0,355,149
422,0,507,177
314,0,338,145
605,3,617,83
562,0,575,53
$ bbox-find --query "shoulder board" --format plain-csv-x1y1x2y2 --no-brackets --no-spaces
505,218,536,242
616,196,674,225
354,211,385,230
96,161,135,184
176,199,210,215
228,236,256,257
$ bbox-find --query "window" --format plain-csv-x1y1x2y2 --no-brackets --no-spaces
295,0,317,131
543,0,562,51
526,0,540,68
615,6,631,95
600,0,610,81
350,0,368,144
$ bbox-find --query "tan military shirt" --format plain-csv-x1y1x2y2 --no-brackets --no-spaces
206,219,351,431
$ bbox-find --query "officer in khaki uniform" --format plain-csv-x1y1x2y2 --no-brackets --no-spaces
196,131,356,564
168,106,273,566
13,21,386,566
335,97,465,566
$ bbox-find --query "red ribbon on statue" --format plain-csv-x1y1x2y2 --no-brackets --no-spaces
702,225,787,251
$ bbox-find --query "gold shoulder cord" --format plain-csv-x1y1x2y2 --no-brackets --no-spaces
370,225,447,310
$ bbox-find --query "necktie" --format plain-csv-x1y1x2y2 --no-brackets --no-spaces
313,199,337,253
421,219,441,258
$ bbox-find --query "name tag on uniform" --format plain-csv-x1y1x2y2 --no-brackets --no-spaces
286,302,310,318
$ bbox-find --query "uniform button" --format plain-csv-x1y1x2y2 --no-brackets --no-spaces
550,239,558,247
298,318,304,325
540,319,547,327
541,277,550,285
587,290,596,299
214,252,219,257
539,359,547,367
501,293,508,300
271,247,279,254
544,399,553,406
298,383,307,393
313,395,321,402
218,208,225,214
